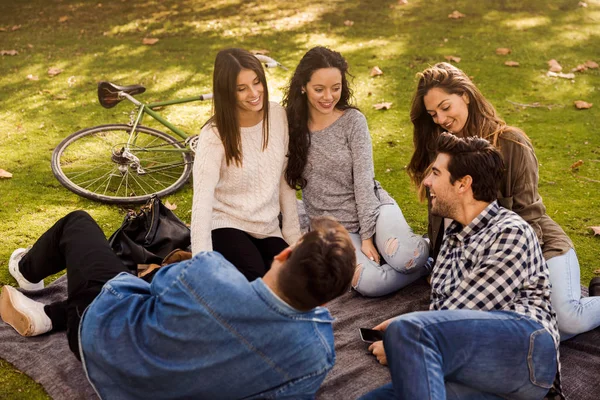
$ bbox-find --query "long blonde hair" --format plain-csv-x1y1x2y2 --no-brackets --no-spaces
407,62,528,188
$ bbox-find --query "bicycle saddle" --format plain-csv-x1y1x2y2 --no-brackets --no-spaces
98,81,146,109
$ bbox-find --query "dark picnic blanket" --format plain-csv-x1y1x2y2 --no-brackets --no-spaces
1,276,599,399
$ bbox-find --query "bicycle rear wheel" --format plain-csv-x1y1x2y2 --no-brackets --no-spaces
51,124,193,204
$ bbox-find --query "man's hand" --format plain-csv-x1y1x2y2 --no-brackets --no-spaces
366,317,397,366
368,341,387,365
361,238,380,264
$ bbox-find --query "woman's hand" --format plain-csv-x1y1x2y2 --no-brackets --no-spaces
368,341,387,365
361,238,380,264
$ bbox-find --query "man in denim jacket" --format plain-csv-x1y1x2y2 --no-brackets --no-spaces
1,215,355,399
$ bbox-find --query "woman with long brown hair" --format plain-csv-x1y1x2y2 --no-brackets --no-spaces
191,48,301,281
408,62,600,340
284,47,429,297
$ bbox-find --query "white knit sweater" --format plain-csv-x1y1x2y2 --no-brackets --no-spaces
191,102,301,254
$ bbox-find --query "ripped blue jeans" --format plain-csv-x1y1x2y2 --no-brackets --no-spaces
352,203,430,297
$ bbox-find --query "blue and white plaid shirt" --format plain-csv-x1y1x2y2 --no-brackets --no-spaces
430,201,562,398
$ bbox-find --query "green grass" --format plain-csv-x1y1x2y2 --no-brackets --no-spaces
1,0,599,397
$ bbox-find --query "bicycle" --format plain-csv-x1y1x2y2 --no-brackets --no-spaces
51,55,286,205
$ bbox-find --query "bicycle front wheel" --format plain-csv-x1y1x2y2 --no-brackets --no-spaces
51,124,193,204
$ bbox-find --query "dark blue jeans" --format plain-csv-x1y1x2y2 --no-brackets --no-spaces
360,310,557,400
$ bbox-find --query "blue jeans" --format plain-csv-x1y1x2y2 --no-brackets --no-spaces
360,310,557,400
547,248,600,340
352,203,430,297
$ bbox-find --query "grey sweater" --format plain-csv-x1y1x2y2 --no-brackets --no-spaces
302,109,393,240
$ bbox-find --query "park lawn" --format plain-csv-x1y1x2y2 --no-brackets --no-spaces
0,0,599,397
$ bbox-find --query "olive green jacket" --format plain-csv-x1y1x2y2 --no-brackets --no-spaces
429,128,573,261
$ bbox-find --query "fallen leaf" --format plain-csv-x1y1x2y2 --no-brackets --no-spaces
370,66,383,77
373,102,393,110
58,16,69,23
504,61,519,67
142,37,159,45
574,100,593,109
344,20,354,26
448,10,465,19
444,55,461,63
0,169,12,179
26,74,39,81
398,0,408,4
250,49,269,55
11,25,21,31
570,160,584,170
0,27,5,32
591,226,600,236
546,71,575,79
27,44,33,48
53,94,68,100
0,50,18,56
584,60,599,69
579,1,588,7
496,48,511,55
164,200,177,210
572,64,588,72
548,59,562,72
48,67,63,77
67,76,77,87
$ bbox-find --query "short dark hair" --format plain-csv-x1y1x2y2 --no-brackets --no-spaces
435,132,505,202
278,216,356,311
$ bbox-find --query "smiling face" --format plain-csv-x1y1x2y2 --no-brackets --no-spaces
303,67,343,117
423,87,470,136
236,68,264,116
423,153,460,219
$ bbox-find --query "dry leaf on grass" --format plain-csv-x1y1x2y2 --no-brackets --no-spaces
584,60,599,69
53,94,68,100
572,64,588,72
11,25,21,31
590,226,600,236
370,66,383,77
548,59,562,72
1,50,18,56
142,38,159,45
448,10,465,19
496,48,511,55
398,0,408,4
164,200,177,210
26,74,39,81
574,100,593,109
344,20,354,26
373,102,393,110
250,49,269,55
504,61,519,67
59,16,69,23
444,55,461,63
579,1,588,7
570,160,584,170
48,67,63,76
547,71,574,79
0,169,13,179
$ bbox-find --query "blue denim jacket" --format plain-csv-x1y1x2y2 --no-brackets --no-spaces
79,252,336,399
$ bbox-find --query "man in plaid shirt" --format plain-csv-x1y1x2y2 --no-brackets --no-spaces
362,133,560,400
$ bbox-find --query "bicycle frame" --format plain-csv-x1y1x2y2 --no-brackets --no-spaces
121,92,212,152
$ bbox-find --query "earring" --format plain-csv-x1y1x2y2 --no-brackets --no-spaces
301,89,306,94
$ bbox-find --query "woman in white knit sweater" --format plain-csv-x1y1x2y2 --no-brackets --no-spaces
191,48,301,281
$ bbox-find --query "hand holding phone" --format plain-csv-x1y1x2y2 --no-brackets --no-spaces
359,328,384,343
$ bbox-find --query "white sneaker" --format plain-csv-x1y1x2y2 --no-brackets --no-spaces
0,285,52,337
8,248,44,291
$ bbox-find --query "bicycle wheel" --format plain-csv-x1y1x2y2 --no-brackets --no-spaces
51,124,193,204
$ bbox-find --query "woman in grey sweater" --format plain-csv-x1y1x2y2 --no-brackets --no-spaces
283,47,429,297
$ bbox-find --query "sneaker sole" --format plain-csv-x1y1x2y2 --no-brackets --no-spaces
0,287,33,336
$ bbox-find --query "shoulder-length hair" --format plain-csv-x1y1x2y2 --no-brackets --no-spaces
282,46,356,189
406,62,527,188
207,48,269,166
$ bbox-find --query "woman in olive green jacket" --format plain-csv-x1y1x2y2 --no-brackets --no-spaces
407,62,600,341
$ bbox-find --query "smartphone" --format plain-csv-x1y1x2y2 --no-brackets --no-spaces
359,328,384,343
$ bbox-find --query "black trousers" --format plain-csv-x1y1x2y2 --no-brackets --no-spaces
18,211,129,360
211,228,288,281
